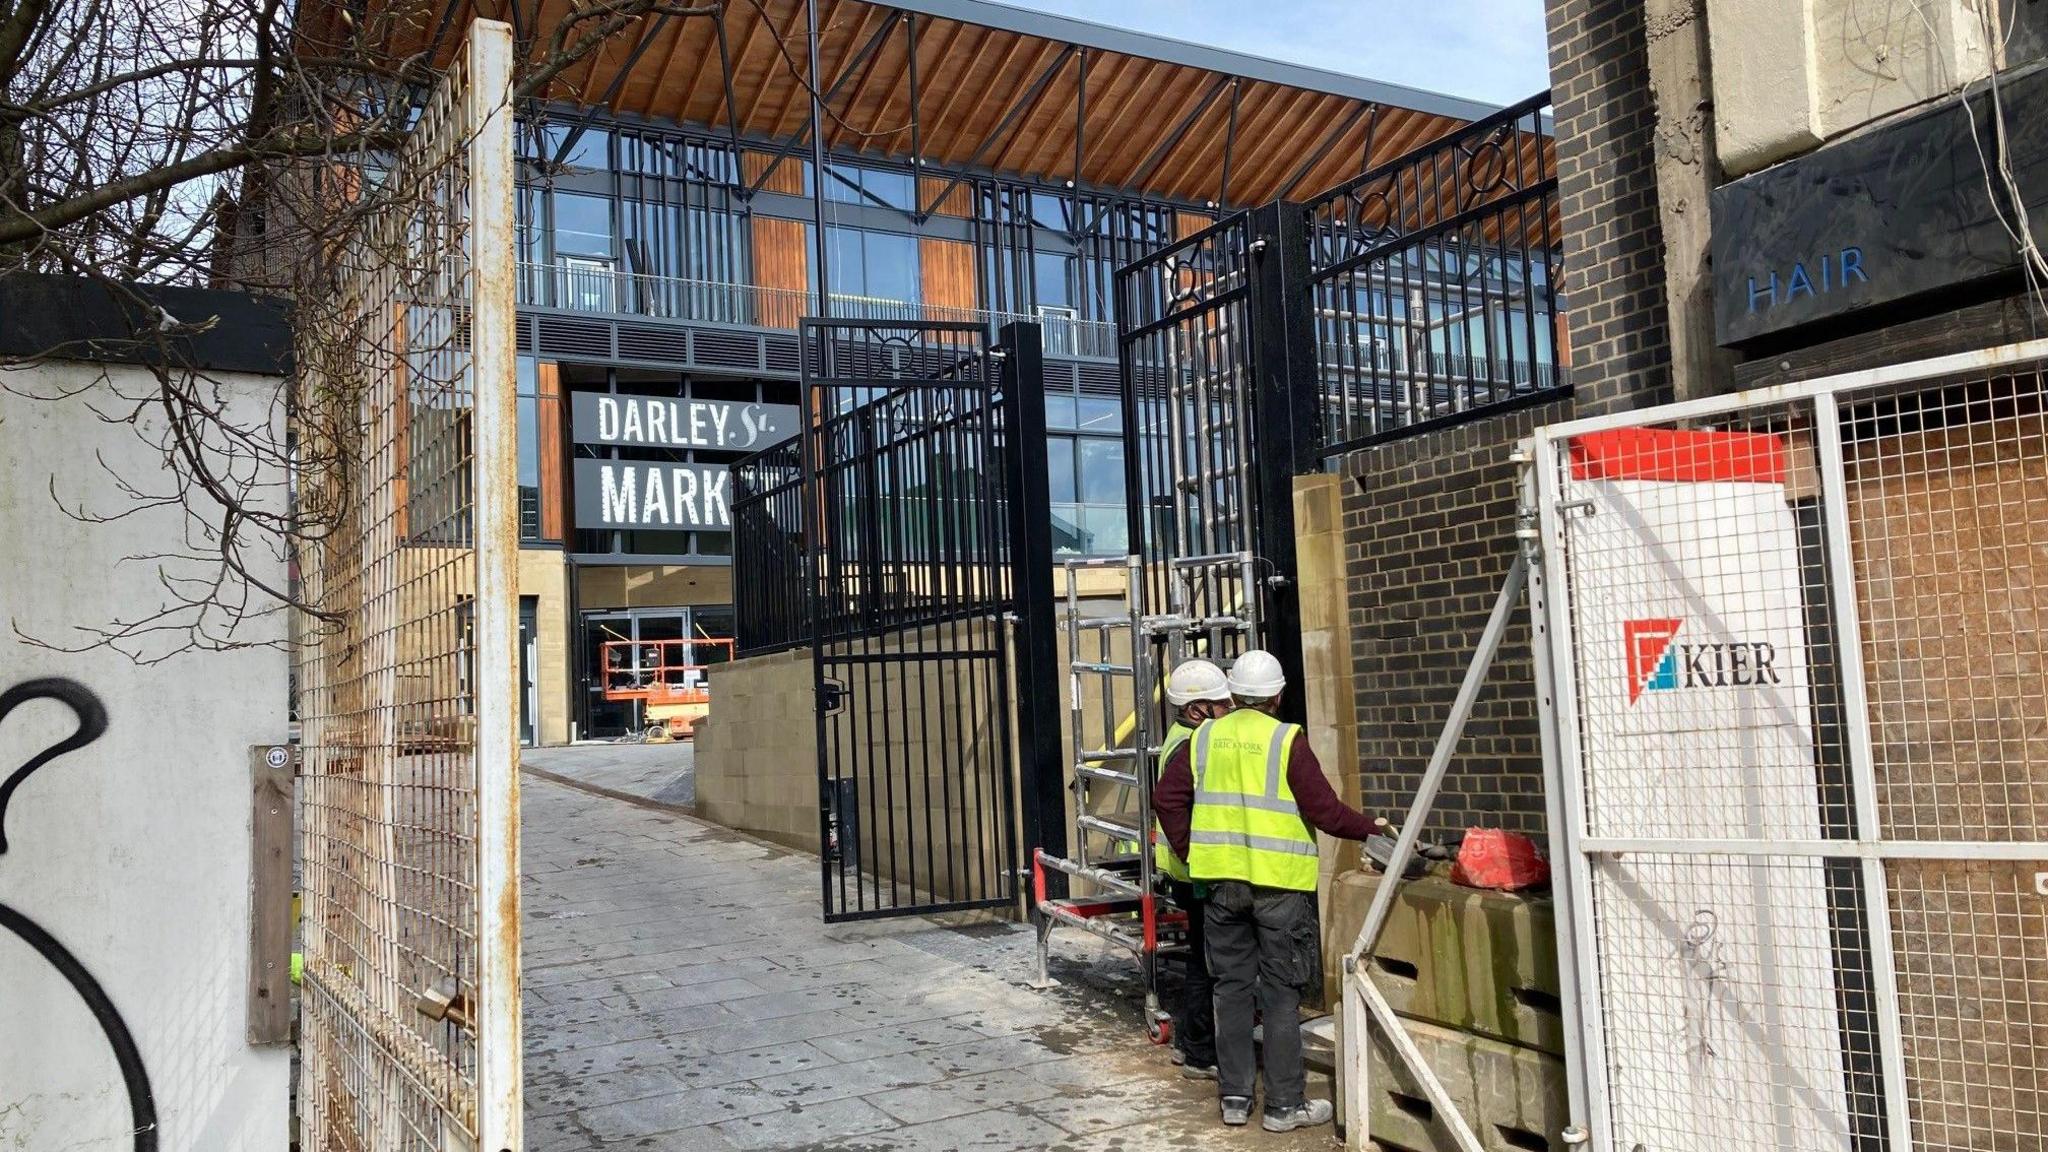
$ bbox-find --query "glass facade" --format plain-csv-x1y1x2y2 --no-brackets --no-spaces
511,112,1229,562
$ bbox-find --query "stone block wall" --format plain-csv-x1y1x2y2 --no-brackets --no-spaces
694,645,821,853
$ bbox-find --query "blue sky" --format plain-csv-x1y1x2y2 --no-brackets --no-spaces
1006,0,1551,107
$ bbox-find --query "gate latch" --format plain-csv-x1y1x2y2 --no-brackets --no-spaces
819,679,847,714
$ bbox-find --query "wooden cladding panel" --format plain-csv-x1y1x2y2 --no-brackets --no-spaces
742,149,805,195
919,239,977,319
537,362,567,542
918,175,972,218
752,216,809,328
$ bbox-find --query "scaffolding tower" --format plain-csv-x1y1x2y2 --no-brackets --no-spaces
1029,549,1261,1042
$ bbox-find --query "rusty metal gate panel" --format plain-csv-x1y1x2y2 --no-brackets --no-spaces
1531,340,2048,1152
293,22,521,1152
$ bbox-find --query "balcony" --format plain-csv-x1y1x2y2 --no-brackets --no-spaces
517,261,1117,361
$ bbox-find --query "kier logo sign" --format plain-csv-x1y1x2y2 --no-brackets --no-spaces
1624,618,1783,704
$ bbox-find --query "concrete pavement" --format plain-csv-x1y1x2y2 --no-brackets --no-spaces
520,744,1336,1151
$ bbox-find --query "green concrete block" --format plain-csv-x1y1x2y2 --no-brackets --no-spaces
1362,1016,1570,1152
1326,871,1565,1056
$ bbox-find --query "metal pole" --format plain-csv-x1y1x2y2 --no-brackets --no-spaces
464,21,523,1152
1520,453,1592,1147
1245,202,1316,723
806,0,831,318
1532,430,1615,1151
1001,323,1066,893
1812,391,1914,1150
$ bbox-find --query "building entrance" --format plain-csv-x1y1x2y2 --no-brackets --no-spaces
577,604,735,739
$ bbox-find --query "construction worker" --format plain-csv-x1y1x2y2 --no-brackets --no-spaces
1153,649,1379,1133
1156,659,1232,1080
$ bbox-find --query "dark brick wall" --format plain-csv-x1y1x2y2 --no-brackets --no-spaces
1342,398,1573,840
1545,0,1674,416
1330,1,1680,841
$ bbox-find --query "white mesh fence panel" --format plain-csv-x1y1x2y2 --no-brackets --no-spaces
1534,345,2048,1152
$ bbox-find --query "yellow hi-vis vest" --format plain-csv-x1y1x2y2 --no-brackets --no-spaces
1153,722,1194,882
1186,709,1318,891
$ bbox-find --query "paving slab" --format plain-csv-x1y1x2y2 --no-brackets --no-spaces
521,746,1337,1151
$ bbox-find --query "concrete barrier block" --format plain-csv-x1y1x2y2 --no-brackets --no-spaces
1358,1015,1570,1152
1324,871,1565,1057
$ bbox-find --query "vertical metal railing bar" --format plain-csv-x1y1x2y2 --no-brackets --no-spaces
1520,459,1593,1149
465,21,522,1150
1531,427,1618,1152
1812,390,1915,1151
914,382,941,906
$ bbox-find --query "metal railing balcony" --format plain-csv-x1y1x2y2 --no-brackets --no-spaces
517,260,1117,359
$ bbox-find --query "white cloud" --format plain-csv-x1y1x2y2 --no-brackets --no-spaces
1004,0,1550,107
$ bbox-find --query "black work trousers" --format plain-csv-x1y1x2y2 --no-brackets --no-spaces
1167,880,1216,1067
1204,880,1319,1110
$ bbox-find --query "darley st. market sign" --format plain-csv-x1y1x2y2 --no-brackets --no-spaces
570,393,798,531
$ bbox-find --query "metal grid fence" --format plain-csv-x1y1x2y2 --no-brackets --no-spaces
1532,342,2048,1152
293,22,520,1152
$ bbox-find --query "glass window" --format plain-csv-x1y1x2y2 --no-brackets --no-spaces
863,232,919,304
823,163,866,205
554,193,614,257
1074,394,1121,434
1044,389,1077,430
1078,439,1124,506
863,168,915,211
823,162,915,211
1050,504,1087,554
542,123,608,170
516,357,540,541
826,226,865,298
1033,250,1074,310
1032,191,1071,232
1081,506,1128,555
824,226,919,304
1047,437,1076,503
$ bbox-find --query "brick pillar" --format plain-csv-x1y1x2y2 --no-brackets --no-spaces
1545,0,1675,415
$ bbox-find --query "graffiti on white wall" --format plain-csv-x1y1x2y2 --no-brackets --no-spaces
0,676,159,1151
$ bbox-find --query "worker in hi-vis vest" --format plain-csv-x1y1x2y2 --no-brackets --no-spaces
1154,649,1378,1133
1155,659,1233,1080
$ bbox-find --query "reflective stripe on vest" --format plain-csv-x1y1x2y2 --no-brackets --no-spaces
1153,721,1193,882
1185,709,1318,891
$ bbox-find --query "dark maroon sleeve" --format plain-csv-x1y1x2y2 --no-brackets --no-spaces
1287,736,1377,841
1155,741,1195,863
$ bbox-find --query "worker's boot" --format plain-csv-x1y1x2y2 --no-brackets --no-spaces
1262,1100,1333,1132
1220,1097,1252,1127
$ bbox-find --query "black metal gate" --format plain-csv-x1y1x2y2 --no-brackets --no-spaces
1110,92,1562,721
790,319,1059,922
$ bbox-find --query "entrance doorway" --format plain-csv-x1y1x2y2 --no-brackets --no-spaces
577,605,736,739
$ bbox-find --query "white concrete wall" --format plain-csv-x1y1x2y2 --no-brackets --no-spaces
1709,0,1998,175
0,360,290,1151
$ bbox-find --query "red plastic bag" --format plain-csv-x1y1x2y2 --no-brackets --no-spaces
1450,828,1550,891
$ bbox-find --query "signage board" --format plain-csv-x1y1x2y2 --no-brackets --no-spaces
571,392,797,452
1712,61,2048,346
573,459,733,530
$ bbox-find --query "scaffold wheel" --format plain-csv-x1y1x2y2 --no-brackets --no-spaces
1147,1013,1172,1046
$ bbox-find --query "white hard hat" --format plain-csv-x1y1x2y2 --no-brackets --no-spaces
1226,649,1287,698
1165,659,1231,707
